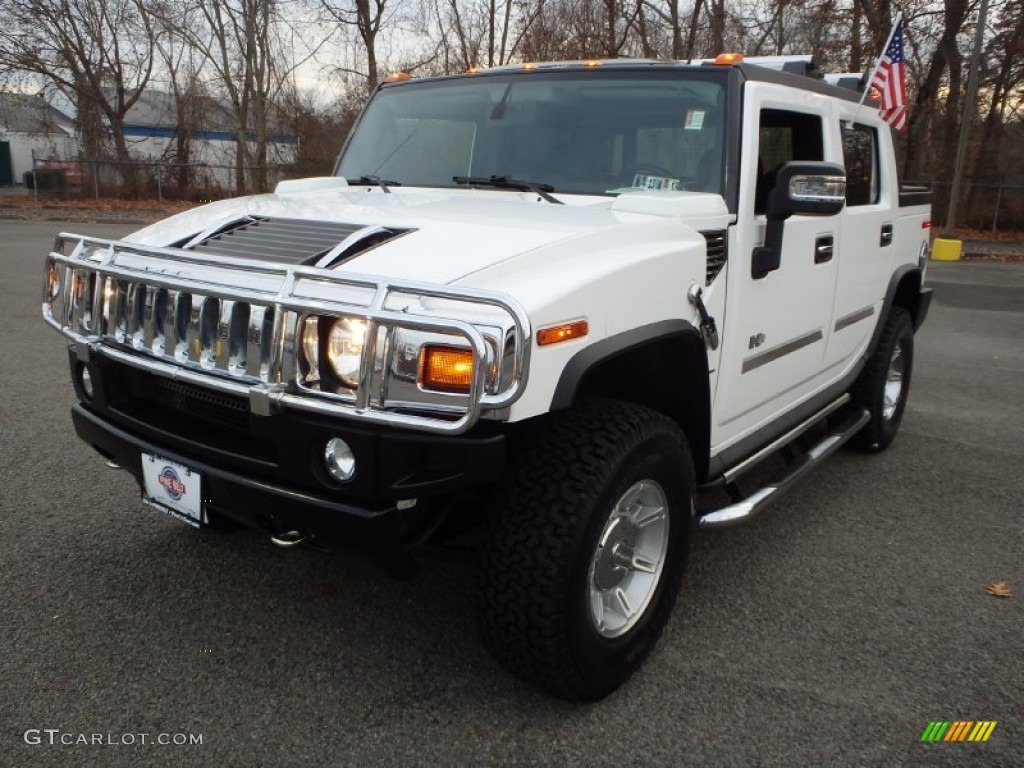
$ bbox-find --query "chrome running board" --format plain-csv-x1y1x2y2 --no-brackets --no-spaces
699,406,870,529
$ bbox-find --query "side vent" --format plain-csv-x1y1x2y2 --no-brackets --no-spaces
702,230,728,285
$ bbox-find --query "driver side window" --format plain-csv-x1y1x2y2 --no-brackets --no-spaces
755,109,824,214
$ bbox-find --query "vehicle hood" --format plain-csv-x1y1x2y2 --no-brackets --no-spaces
127,180,730,286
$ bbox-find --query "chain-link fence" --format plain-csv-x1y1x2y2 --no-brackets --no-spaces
905,180,1022,233
25,157,315,201
21,157,1024,233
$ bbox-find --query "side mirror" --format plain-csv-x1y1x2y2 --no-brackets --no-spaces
753,161,847,279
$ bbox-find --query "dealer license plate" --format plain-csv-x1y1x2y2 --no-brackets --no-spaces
141,453,204,527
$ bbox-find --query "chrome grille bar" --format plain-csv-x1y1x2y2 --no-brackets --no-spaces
216,300,234,371
161,288,179,356
127,282,145,349
246,306,269,379
185,295,204,366
142,286,159,351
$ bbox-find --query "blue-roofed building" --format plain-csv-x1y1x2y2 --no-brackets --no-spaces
110,88,299,190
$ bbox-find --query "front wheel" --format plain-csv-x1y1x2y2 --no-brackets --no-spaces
477,400,696,701
850,307,915,451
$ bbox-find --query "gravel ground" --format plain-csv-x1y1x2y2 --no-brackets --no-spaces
0,220,1021,767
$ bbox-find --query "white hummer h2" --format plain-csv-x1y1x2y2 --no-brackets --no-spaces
42,56,932,700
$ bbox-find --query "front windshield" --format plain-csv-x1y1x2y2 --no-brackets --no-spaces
337,70,727,197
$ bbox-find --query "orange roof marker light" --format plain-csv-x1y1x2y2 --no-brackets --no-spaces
522,62,539,71
537,320,589,347
714,53,745,65
583,60,602,68
384,72,412,82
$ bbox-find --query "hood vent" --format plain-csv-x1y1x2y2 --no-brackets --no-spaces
183,216,404,266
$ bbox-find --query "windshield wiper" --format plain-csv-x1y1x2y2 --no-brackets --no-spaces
453,175,563,205
350,175,401,193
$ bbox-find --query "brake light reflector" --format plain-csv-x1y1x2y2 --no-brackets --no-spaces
419,346,474,392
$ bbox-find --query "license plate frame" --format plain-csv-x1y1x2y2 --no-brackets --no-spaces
141,453,204,527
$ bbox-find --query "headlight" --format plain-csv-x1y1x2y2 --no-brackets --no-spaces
327,316,367,388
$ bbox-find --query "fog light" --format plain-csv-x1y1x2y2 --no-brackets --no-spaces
79,365,94,399
324,437,355,482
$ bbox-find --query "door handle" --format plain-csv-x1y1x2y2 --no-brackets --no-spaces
815,235,834,264
880,224,893,247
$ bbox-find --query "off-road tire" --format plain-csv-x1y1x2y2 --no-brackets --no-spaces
477,399,696,701
850,307,914,452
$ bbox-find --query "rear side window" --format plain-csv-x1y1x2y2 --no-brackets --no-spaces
756,109,824,214
841,124,879,206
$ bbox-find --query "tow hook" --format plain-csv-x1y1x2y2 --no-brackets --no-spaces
688,284,719,350
270,530,310,549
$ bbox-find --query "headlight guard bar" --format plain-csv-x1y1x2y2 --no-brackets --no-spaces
42,233,531,435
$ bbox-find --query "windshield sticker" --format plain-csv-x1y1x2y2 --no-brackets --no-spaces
631,174,680,191
685,110,705,130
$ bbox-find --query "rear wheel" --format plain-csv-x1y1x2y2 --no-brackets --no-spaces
478,400,695,701
851,307,914,451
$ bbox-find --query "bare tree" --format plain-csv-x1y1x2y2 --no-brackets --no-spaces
322,0,392,92
156,0,285,193
152,3,209,196
0,0,156,193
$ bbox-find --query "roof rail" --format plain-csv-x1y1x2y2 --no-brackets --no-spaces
702,55,823,79
824,72,869,93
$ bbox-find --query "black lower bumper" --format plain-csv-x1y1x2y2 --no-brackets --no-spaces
71,399,502,555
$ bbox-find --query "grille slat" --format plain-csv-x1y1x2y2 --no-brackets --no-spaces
142,287,159,351
185,295,204,364
127,283,146,348
97,281,266,383
246,305,270,379
216,299,234,371
162,288,179,357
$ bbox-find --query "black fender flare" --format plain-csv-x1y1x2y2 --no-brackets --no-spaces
550,319,711,481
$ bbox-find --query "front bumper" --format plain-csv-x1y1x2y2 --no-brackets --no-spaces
74,404,398,549
70,354,507,553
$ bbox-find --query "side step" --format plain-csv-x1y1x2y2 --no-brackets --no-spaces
698,406,870,529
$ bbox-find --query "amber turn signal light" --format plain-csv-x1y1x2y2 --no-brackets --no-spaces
419,346,475,392
537,321,588,346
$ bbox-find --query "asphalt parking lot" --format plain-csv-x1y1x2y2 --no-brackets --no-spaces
1,219,1021,767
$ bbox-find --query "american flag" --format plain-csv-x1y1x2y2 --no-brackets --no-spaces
870,18,908,131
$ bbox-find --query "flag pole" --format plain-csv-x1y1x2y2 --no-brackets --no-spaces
848,13,902,127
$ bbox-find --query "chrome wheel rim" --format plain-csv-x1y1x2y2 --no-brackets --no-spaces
588,480,669,639
883,342,906,421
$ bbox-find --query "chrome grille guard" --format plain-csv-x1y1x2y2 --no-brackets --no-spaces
43,233,531,434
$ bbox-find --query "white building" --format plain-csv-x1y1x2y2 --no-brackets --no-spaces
113,89,299,192
0,92,78,186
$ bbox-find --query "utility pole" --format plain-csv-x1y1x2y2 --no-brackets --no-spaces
943,0,990,237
